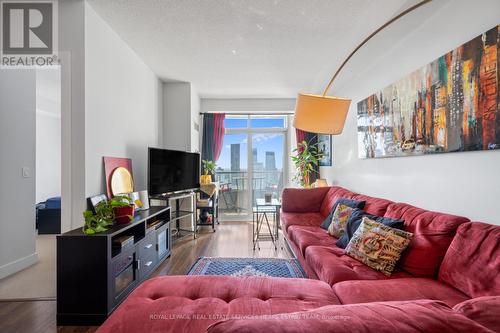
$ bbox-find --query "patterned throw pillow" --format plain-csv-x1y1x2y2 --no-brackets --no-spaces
320,198,365,230
345,217,413,276
328,204,354,237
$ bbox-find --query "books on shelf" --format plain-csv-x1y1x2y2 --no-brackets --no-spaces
112,235,134,249
147,220,163,233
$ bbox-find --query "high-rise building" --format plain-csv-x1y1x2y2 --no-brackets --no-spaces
265,151,276,170
231,144,240,171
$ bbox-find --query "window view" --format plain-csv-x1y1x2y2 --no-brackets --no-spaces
215,115,287,220
216,133,249,219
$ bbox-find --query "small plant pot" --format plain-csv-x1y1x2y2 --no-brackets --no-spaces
200,175,212,184
114,206,134,225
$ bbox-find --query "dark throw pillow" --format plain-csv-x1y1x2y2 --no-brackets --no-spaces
336,208,405,248
320,198,366,230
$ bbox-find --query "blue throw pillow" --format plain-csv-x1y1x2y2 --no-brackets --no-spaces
336,208,405,248
320,198,366,230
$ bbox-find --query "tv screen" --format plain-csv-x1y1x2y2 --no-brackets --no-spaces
148,148,200,196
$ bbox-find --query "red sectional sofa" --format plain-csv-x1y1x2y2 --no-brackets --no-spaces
97,186,500,333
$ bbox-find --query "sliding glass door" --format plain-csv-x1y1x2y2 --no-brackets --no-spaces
216,115,288,221
216,133,250,219
251,132,284,207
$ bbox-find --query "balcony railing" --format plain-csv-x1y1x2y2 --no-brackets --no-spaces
215,170,283,214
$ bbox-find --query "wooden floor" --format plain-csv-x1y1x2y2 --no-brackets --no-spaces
0,221,292,333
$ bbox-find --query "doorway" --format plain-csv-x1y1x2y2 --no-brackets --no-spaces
216,115,288,221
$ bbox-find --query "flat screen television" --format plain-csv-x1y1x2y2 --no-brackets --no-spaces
148,148,200,196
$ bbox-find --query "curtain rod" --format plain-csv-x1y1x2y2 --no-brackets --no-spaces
199,111,295,115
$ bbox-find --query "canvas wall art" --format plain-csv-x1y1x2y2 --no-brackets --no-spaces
318,134,332,166
357,25,499,159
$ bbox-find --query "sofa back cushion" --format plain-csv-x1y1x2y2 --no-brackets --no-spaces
439,222,500,298
353,194,393,216
384,203,469,278
281,187,330,213
319,186,358,217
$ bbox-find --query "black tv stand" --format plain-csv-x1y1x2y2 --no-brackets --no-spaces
57,206,172,325
151,191,197,239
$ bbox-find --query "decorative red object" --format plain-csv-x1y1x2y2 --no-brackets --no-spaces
113,206,134,225
103,157,133,198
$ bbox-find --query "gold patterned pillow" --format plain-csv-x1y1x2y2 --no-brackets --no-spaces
328,204,354,237
345,217,413,276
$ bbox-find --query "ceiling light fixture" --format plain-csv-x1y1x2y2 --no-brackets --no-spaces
294,0,432,135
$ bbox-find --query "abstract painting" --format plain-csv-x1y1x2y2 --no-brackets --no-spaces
358,25,499,159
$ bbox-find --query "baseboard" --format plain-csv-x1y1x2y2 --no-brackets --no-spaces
0,252,39,280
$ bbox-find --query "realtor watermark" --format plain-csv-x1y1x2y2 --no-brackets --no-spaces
0,0,58,67
149,313,352,321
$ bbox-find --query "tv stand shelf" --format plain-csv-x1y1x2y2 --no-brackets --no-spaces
57,206,172,326
171,210,195,221
152,192,198,240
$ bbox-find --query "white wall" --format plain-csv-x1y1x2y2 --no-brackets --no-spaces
190,85,200,152
59,0,87,232
36,69,61,203
163,82,191,151
0,70,38,279
84,2,162,198
322,0,500,224
162,82,200,152
201,98,296,113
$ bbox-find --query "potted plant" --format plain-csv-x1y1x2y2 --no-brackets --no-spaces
111,195,135,225
82,195,134,235
291,140,324,188
201,160,217,184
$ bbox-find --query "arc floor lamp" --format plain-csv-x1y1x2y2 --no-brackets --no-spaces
294,0,432,135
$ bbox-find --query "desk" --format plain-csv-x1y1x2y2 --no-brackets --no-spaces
253,198,281,250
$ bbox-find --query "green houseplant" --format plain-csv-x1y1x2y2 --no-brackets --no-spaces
201,160,217,184
291,140,324,188
82,195,133,235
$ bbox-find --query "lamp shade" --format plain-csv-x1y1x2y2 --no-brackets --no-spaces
293,93,351,135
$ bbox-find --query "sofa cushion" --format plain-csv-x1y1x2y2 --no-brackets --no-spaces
284,231,319,280
45,196,61,209
207,300,492,333
319,187,359,218
96,276,339,333
288,226,336,257
320,198,364,230
345,217,413,276
281,212,324,233
328,204,355,237
453,296,500,332
383,203,469,278
353,193,393,216
333,278,469,307
281,187,331,213
336,208,405,248
305,245,410,286
439,222,500,298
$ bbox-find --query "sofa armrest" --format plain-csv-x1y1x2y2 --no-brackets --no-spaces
281,187,330,213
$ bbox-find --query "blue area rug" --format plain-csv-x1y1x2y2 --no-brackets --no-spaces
187,257,307,278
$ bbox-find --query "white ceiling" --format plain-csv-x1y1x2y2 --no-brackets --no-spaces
87,0,420,98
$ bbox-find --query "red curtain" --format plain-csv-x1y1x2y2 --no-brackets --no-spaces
213,113,225,161
295,128,307,152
